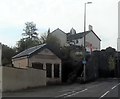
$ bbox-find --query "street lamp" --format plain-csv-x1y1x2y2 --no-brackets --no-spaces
83,2,92,82
84,2,92,49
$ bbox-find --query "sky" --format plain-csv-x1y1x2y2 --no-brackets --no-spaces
0,0,119,50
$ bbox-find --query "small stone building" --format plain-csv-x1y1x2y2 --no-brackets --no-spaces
12,44,62,84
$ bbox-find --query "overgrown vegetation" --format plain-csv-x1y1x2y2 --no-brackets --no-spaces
2,22,61,66
85,47,117,81
2,44,16,66
16,22,40,52
2,22,120,83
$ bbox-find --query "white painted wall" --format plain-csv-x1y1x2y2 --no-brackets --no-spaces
86,31,100,51
73,31,100,52
2,67,46,92
51,29,67,47
75,38,84,47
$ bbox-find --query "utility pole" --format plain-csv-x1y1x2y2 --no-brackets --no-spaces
0,43,2,66
83,2,92,82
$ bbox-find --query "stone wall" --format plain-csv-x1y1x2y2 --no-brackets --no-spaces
2,66,46,92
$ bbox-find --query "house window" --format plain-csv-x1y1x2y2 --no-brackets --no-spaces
54,64,60,78
46,63,52,78
76,40,79,44
32,63,43,70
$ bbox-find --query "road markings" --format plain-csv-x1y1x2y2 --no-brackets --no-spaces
99,82,120,99
111,85,117,90
111,83,120,90
55,91,75,98
58,89,70,92
99,91,110,99
58,81,102,93
55,89,88,98
55,82,104,98
64,88,88,98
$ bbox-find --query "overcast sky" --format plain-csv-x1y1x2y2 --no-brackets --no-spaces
0,0,119,50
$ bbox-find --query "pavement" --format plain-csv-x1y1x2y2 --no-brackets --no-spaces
2,78,120,98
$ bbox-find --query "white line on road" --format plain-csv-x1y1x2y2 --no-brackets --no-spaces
111,83,120,90
99,91,110,99
99,82,120,99
64,83,104,98
55,82,104,98
55,91,75,98
64,88,88,98
58,82,103,93
58,89,70,92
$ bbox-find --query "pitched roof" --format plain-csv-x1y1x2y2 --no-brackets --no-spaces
50,28,67,35
91,30,101,41
12,44,46,59
67,30,101,41
67,31,90,41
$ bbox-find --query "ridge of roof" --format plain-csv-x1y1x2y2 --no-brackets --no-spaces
50,28,67,35
67,30,101,41
50,28,101,41
67,31,90,41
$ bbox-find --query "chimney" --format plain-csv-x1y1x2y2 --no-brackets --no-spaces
89,25,93,31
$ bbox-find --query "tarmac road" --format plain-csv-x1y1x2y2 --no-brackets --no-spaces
2,78,120,98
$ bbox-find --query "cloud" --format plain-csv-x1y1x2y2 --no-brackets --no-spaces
0,0,119,49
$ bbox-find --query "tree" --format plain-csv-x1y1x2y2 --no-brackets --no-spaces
22,22,38,40
39,30,61,48
16,22,40,52
108,56,115,71
16,38,40,52
108,56,116,77
2,44,16,66
46,35,60,48
39,32,48,44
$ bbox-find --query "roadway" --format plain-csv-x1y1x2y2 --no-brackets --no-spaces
2,78,120,98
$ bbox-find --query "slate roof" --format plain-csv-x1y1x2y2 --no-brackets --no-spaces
12,44,46,59
67,31,90,41
67,30,101,41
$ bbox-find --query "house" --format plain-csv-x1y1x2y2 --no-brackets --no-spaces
67,26,101,52
48,28,68,47
49,26,101,52
12,44,62,84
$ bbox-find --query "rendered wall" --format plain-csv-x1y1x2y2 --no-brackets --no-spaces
2,66,46,92
86,31,100,51
51,29,67,47
12,56,28,68
29,48,62,84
